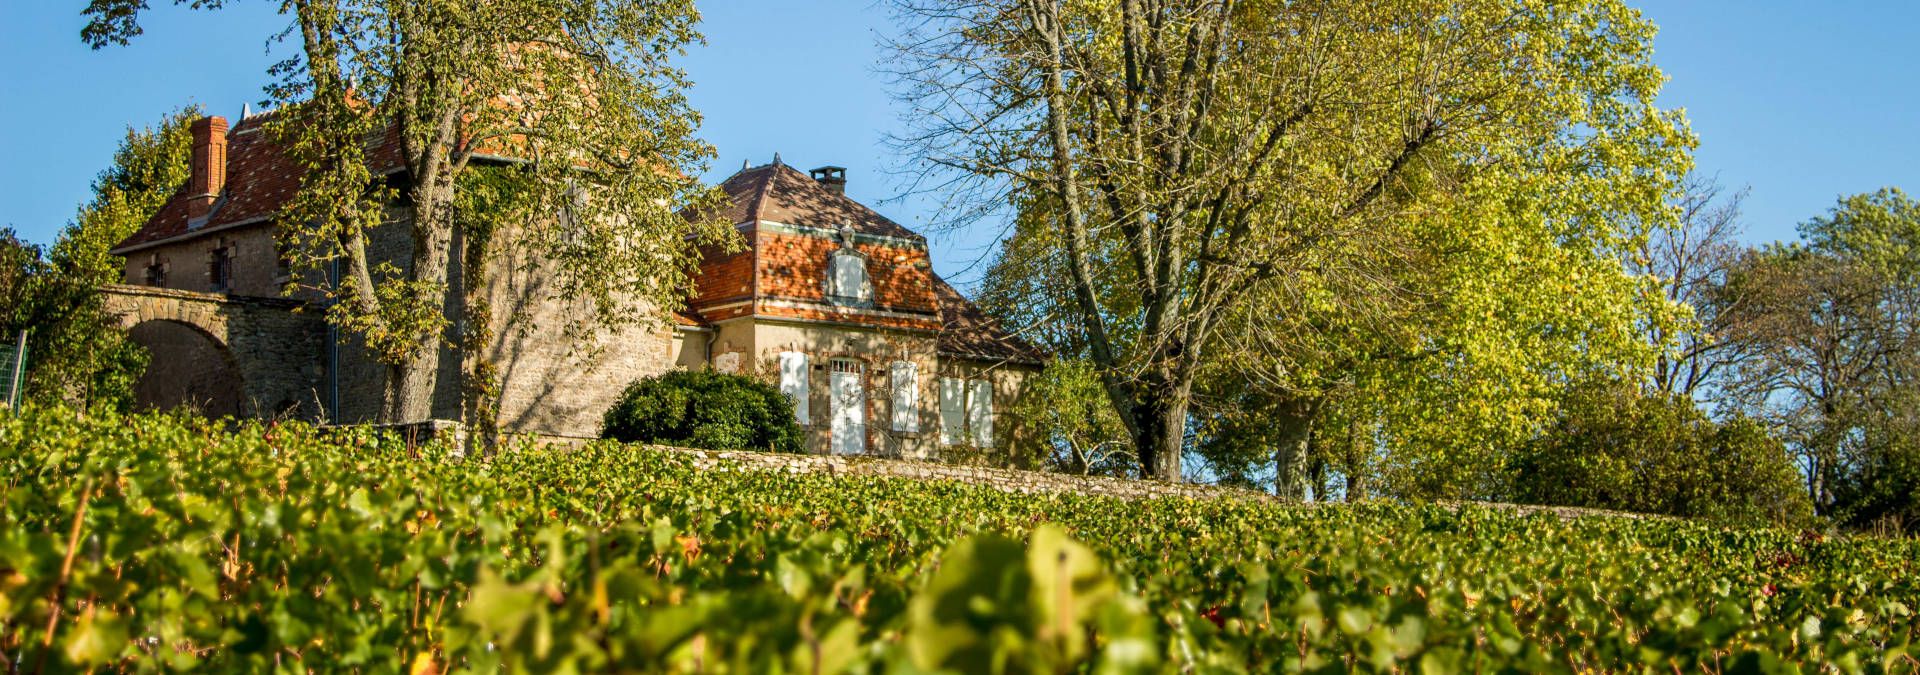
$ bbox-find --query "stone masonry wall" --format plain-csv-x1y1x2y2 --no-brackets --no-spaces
668,446,1269,501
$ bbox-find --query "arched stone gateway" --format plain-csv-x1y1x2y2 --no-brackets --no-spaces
99,285,327,420
127,320,245,416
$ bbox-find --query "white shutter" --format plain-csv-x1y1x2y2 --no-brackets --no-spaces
830,252,871,302
939,377,965,445
891,361,919,432
779,351,809,423
968,378,993,447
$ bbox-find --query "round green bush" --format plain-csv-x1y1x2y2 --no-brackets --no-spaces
601,369,806,452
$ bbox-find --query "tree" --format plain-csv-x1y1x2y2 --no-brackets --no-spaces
1720,189,1920,520
1507,382,1813,527
890,0,1690,480
1635,174,1756,401
1,108,200,409
1006,359,1136,477
86,0,733,426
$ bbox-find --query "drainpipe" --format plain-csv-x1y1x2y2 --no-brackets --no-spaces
327,257,340,423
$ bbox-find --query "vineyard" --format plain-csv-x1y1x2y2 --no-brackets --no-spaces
2,408,1916,673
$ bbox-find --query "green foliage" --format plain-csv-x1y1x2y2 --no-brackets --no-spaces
5,408,1918,672
920,0,1693,480
601,370,804,453
1008,359,1134,477
1717,189,1920,527
0,107,197,410
1508,384,1814,528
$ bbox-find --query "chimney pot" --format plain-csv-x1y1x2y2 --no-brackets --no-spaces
810,165,847,195
187,116,230,224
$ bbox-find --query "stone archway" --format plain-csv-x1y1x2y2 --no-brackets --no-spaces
126,319,246,417
98,284,325,421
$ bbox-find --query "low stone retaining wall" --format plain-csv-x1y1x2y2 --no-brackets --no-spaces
335,420,1656,518
666,447,1274,502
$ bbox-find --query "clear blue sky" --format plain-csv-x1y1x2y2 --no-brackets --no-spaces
3,2,1916,285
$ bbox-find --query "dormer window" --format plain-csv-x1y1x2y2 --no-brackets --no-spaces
821,224,874,305
826,248,871,304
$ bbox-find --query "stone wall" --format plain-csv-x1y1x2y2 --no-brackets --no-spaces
666,445,1271,501
626,445,1665,518
117,222,287,297
101,284,327,420
357,420,1663,518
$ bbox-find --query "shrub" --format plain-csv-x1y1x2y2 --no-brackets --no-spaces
601,369,805,452
1508,384,1815,527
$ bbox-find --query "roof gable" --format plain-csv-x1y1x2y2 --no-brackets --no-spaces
714,163,922,241
931,273,1047,366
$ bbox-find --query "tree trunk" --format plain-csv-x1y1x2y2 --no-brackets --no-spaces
1127,375,1189,481
1342,422,1368,502
1270,399,1319,500
458,221,502,453
379,182,456,423
382,353,437,422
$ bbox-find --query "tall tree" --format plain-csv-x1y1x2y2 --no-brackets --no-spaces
85,0,732,424
1722,189,1920,518
2,107,200,409
892,0,1690,480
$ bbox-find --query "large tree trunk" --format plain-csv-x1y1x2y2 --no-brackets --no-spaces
383,353,437,421
1129,392,1188,481
1270,399,1319,500
1124,363,1193,481
380,183,456,423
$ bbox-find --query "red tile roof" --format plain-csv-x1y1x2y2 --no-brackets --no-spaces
111,112,403,253
931,273,1047,366
673,306,708,328
714,163,922,240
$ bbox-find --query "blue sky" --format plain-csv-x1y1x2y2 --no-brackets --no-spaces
2,2,1916,286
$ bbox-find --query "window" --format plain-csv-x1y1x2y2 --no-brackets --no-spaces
143,255,167,286
209,241,234,292
274,240,292,280
778,351,809,424
939,376,996,447
890,361,919,432
826,250,871,303
939,377,965,445
968,379,994,447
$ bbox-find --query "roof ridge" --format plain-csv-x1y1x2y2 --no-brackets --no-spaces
747,164,776,224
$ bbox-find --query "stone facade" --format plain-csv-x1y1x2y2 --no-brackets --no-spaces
99,285,326,419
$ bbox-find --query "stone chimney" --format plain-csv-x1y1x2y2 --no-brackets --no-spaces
186,116,230,223
810,166,847,195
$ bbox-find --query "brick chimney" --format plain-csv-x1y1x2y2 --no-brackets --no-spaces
810,166,847,195
186,116,230,223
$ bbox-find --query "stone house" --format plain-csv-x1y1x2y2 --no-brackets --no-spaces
106,113,1046,459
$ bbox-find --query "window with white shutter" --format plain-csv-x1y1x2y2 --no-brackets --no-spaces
891,361,919,432
827,251,871,303
939,377,965,445
967,378,993,448
779,351,809,424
